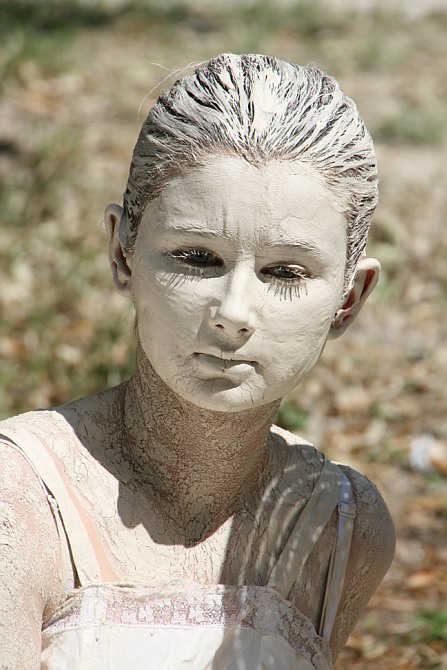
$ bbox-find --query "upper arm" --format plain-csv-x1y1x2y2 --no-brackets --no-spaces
0,440,63,669
329,465,396,660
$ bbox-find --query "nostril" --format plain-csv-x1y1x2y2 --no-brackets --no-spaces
215,324,224,330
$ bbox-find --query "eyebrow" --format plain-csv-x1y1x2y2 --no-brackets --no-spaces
263,240,325,254
260,241,333,265
157,226,331,261
157,226,228,239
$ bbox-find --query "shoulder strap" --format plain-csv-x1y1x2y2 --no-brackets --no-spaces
319,473,356,642
267,458,343,598
0,428,106,585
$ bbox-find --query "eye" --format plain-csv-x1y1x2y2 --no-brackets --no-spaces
170,248,223,268
261,264,310,282
261,264,312,300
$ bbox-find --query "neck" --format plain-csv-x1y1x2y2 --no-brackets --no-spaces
119,344,280,543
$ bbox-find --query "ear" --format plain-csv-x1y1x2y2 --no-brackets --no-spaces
104,203,132,296
328,258,380,340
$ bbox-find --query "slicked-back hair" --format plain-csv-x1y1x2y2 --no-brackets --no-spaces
123,53,378,299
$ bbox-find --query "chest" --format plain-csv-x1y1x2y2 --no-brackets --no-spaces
78,479,302,588
60,445,312,591
95,488,237,585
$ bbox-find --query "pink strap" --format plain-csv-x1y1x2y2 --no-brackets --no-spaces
0,428,105,585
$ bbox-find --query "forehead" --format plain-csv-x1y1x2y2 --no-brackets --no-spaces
140,157,347,250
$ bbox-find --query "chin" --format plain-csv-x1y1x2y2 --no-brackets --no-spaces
173,377,276,413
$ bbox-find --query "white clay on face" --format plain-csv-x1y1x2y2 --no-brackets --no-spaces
131,158,347,412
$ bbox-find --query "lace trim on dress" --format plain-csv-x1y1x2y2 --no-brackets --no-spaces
43,582,332,669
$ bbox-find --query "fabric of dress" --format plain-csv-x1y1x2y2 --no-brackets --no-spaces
0,411,356,670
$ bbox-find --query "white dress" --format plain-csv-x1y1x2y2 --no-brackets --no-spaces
0,412,355,669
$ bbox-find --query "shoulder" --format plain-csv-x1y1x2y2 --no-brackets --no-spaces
268,427,396,561
0,385,121,438
0,438,64,609
0,432,63,571
339,462,395,560
269,425,395,552
270,423,316,451
0,410,78,588
0,407,68,440
329,462,395,658
0,437,64,665
340,462,396,600
269,424,325,471
0,394,111,462
268,424,326,501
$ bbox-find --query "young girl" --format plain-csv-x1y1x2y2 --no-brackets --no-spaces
0,53,395,669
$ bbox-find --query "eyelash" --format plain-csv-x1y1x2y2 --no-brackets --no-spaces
167,248,311,299
267,273,309,300
169,248,222,268
167,249,222,282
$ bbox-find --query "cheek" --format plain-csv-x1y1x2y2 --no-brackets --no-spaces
133,271,211,340
260,285,338,365
269,283,337,334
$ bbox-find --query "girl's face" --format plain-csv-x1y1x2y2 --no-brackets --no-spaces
130,157,347,412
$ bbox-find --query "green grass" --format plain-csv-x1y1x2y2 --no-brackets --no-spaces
0,0,127,34
375,108,446,145
275,399,308,432
1,6,446,667
415,610,447,644
1,0,446,424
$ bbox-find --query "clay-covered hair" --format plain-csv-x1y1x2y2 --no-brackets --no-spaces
123,53,378,298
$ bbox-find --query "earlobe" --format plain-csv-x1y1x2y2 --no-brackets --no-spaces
328,258,380,340
104,203,133,296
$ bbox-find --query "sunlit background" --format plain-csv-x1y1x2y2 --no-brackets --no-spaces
1,1,446,666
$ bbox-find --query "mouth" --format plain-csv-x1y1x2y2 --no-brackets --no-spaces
195,350,258,364
194,352,259,372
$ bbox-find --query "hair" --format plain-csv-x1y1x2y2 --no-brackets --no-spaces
122,53,378,299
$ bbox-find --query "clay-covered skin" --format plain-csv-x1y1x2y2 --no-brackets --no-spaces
130,158,348,412
0,158,393,668
0,442,64,667
0,404,394,666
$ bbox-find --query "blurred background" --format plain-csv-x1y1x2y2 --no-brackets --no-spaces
0,0,446,666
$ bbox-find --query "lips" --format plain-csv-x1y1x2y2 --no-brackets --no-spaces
194,352,259,373
195,351,258,366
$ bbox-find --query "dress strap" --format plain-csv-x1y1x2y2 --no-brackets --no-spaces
319,473,356,642
267,458,344,598
0,428,104,586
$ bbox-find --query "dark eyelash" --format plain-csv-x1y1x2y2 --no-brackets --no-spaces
165,250,310,300
170,249,199,260
162,265,206,293
169,249,223,267
163,249,220,289
267,277,309,301
262,265,311,300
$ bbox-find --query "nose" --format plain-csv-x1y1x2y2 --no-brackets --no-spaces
209,264,257,338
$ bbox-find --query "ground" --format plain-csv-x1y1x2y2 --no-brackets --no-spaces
0,1,446,667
